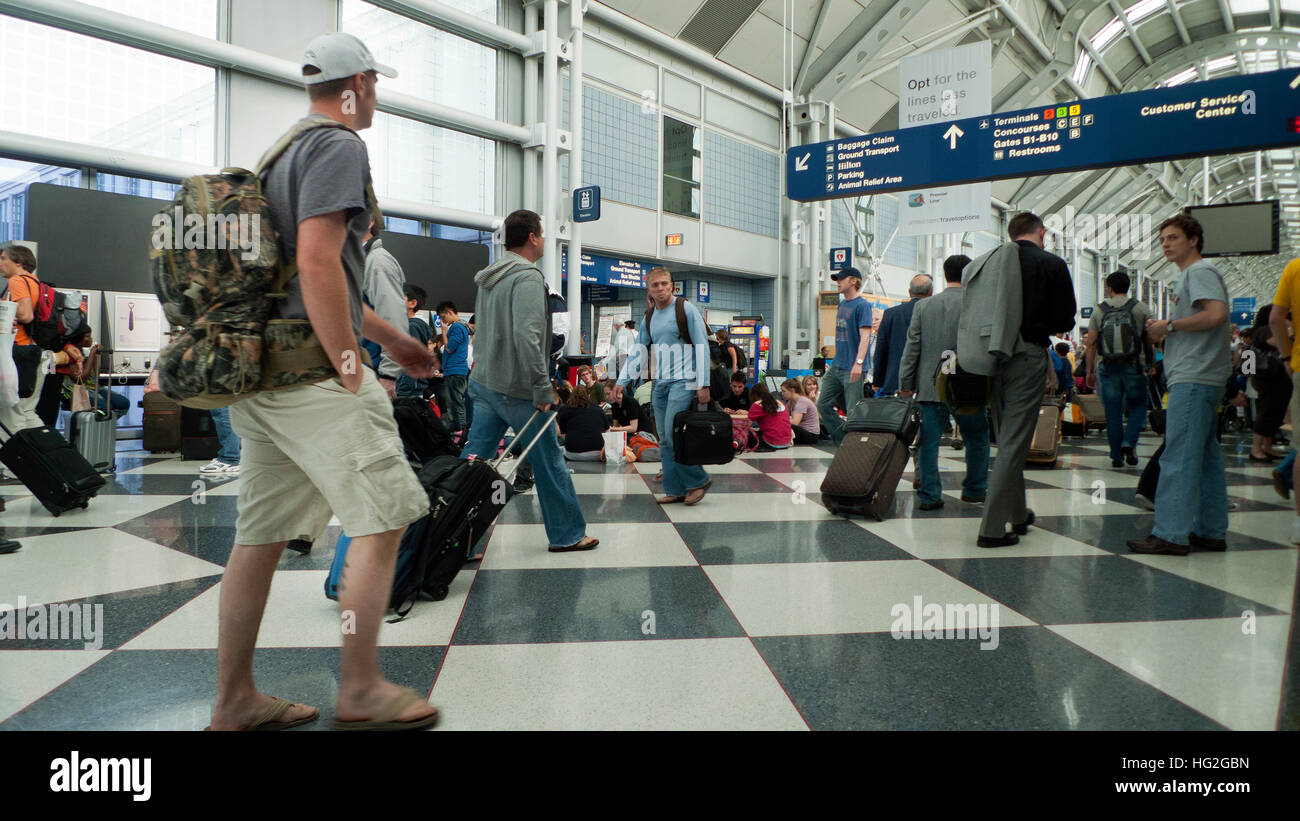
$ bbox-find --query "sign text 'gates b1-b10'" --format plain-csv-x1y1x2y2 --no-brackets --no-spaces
787,68,1300,202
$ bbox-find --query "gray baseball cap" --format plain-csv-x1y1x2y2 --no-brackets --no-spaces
301,32,398,84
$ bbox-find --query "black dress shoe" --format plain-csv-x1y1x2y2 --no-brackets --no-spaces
1189,533,1227,551
1123,447,1137,466
918,499,944,510
1111,458,1124,468
977,533,1019,548
960,494,985,504
1012,510,1035,535
1127,533,1189,556
0,539,20,555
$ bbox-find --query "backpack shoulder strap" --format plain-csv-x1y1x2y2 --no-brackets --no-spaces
675,297,691,344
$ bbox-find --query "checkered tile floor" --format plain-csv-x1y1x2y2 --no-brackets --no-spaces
1,430,1295,730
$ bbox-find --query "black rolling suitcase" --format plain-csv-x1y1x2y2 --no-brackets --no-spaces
820,430,911,520
180,407,220,460
672,402,735,466
334,411,558,619
1147,376,1166,435
0,421,106,516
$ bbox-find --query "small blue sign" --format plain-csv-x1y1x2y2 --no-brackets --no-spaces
1080,306,1093,319
830,247,852,270
585,284,618,302
1232,297,1257,315
673,281,684,297
573,185,600,223
1232,310,1254,327
697,281,710,303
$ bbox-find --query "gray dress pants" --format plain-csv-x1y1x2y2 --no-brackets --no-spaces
980,343,1048,539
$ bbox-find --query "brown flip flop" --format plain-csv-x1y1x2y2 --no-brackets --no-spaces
330,687,440,731
203,696,319,731
656,495,686,504
684,480,712,506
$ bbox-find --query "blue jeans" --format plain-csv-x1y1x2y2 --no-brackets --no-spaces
1098,361,1147,459
1276,449,1296,492
1153,382,1228,544
652,380,710,497
817,365,865,445
461,381,586,547
917,402,990,504
209,405,240,465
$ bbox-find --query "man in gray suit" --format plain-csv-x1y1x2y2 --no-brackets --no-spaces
958,213,1076,547
899,255,989,510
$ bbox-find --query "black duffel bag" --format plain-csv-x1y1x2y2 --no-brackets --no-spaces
672,402,735,466
845,396,921,445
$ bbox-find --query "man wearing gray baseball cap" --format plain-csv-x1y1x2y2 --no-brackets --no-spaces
209,33,440,732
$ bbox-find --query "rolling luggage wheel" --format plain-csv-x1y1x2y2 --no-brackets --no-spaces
431,586,450,601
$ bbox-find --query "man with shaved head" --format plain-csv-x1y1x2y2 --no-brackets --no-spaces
872,273,934,396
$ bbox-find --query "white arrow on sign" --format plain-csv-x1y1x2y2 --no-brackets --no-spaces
795,152,810,171
943,124,964,149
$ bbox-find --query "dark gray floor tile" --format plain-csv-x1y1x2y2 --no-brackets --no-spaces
753,629,1225,730
675,520,912,564
453,566,744,644
1033,514,1292,553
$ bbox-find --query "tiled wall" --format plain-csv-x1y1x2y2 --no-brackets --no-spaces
874,195,919,270
562,84,658,210
703,131,780,237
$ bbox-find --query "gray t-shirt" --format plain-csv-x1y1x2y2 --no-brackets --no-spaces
1088,294,1150,366
1164,258,1231,388
263,118,373,339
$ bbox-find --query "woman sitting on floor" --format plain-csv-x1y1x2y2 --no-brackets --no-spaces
748,381,792,452
557,382,609,461
781,378,821,445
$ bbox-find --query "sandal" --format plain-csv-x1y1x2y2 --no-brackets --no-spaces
549,536,600,553
204,696,319,731
684,480,712,506
656,495,686,504
330,687,440,731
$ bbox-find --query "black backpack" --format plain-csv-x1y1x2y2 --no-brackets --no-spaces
731,343,748,371
1097,298,1141,362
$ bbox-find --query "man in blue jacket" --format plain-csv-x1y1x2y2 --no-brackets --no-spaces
873,275,933,395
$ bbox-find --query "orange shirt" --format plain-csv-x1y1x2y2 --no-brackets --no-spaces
1273,258,1300,371
5,273,37,347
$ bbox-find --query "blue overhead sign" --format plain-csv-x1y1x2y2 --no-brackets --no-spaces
574,185,600,223
788,68,1300,201
830,247,852,270
561,251,652,289
1232,297,1257,315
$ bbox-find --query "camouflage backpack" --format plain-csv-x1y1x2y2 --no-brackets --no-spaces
150,115,380,408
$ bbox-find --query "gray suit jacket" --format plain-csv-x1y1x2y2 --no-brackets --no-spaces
956,243,1023,376
898,287,964,403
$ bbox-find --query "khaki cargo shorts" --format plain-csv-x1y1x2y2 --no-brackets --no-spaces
228,369,428,546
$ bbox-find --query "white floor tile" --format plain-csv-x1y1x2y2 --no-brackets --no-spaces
662,492,838,523
1021,488,1140,516
481,523,696,570
567,473,652,495
0,650,111,723
429,639,807,730
0,494,189,528
858,518,1108,560
1049,616,1292,731
0,529,223,607
765,472,827,490
121,569,470,650
632,460,761,475
1124,549,1299,613
1226,510,1295,545
704,560,1036,637
1226,484,1293,506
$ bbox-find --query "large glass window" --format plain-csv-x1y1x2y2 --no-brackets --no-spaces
97,173,180,200
341,0,496,120
0,17,216,165
364,112,494,215
0,159,82,243
663,117,701,219
74,0,218,38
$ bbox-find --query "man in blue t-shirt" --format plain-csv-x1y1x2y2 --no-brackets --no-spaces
396,284,432,398
818,267,875,444
436,300,470,433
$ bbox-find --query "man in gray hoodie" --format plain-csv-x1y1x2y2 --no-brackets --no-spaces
461,210,598,552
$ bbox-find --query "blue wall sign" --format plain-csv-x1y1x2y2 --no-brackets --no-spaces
1080,306,1093,319
788,68,1300,201
1232,297,1257,315
697,281,710,303
1232,310,1254,327
673,281,684,296
561,251,653,289
573,185,601,223
830,247,852,270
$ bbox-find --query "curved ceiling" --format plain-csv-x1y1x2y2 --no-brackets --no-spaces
598,0,1300,299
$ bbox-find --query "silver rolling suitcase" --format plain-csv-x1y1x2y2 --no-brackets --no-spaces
67,364,116,474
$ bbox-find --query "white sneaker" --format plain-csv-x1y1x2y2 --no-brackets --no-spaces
199,460,239,475
1292,517,1300,546
1135,494,1155,511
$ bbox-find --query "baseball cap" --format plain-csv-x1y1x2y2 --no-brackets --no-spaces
301,32,398,84
830,266,862,281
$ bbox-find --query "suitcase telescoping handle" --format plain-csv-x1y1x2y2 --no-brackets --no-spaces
489,409,559,482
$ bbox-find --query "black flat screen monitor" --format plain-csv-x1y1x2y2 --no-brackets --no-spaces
1185,200,1280,257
